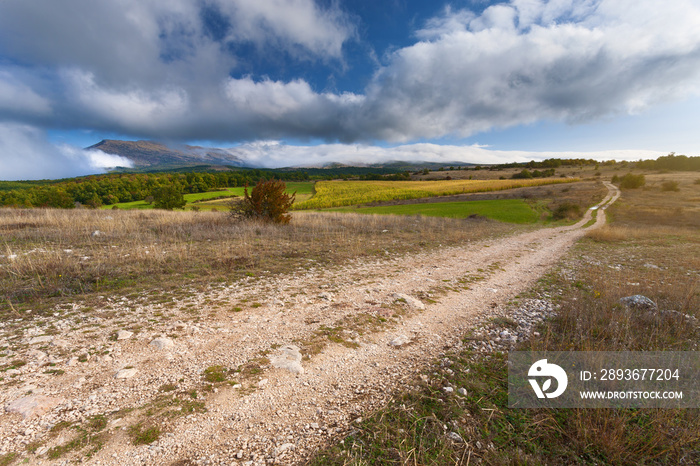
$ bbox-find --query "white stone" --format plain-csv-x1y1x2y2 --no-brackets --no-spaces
270,345,304,375
116,330,133,341
149,337,174,350
28,349,47,361
388,334,411,347
274,443,295,457
115,368,138,379
28,336,53,345
391,293,425,310
51,338,69,348
5,395,63,419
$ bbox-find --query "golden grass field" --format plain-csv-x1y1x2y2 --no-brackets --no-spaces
294,177,579,209
0,208,518,315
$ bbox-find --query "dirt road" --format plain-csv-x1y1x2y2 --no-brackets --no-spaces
0,183,620,465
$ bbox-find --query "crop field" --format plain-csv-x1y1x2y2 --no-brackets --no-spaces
293,178,577,209
104,182,314,211
329,198,548,224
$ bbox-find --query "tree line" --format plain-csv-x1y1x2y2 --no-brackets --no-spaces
0,170,309,208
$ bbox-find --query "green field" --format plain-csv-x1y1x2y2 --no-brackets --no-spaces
294,178,577,210
329,199,547,224
104,182,314,210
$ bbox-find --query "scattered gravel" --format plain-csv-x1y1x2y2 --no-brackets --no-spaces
0,183,620,464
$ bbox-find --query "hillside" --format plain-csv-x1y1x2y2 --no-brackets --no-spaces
88,140,246,168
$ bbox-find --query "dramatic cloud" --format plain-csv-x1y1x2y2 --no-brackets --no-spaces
355,0,700,141
0,124,132,180
212,140,663,168
0,0,699,146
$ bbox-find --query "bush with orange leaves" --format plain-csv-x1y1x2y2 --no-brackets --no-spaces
231,179,296,224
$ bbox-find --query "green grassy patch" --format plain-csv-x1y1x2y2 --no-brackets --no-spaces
329,199,544,224
128,424,161,445
104,182,313,210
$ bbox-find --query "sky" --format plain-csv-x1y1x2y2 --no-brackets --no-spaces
1,0,700,179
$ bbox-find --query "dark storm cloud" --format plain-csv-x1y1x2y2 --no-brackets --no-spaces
0,0,699,177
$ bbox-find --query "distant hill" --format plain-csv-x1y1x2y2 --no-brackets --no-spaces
88,140,477,173
88,140,246,168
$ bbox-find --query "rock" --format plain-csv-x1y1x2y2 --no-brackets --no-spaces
620,295,657,311
318,292,333,301
28,335,53,345
36,446,49,455
150,337,174,350
28,349,47,361
116,330,133,341
644,263,660,269
274,443,295,457
447,431,464,443
115,367,138,379
51,338,69,348
457,388,468,396
91,230,101,237
388,334,411,347
5,395,63,419
391,293,425,310
270,345,304,375
258,378,268,388
443,386,454,393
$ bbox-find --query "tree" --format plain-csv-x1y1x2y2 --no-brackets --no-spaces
233,179,295,223
153,185,186,210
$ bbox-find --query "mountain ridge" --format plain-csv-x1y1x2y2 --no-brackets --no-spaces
88,139,477,171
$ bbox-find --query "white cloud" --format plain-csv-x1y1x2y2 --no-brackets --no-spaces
0,124,131,181
217,0,355,58
222,140,662,168
356,0,700,141
0,0,698,146
64,70,190,131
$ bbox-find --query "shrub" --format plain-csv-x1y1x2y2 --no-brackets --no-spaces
661,180,680,192
232,179,295,224
153,185,186,210
552,202,582,220
511,169,533,179
618,173,645,189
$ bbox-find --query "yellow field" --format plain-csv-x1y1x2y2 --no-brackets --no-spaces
294,178,579,209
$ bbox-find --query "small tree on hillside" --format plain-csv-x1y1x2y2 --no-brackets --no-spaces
153,185,186,210
232,179,295,223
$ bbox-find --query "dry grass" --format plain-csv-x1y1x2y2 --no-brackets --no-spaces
0,208,516,314
605,172,700,229
311,172,700,466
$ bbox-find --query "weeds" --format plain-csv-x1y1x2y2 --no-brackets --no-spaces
128,423,161,445
0,208,513,314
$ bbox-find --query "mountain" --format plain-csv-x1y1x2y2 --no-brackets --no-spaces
88,140,477,173
88,140,246,168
